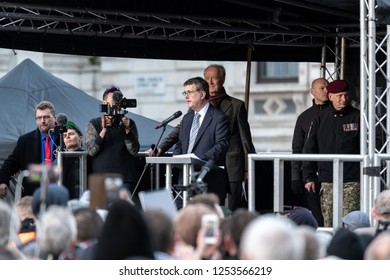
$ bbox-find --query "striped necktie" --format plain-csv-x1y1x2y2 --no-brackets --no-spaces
187,113,200,153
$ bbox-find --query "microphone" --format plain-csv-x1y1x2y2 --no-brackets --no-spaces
196,159,214,183
56,113,68,126
150,144,157,156
155,110,182,129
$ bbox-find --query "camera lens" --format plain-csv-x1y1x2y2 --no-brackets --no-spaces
111,115,122,127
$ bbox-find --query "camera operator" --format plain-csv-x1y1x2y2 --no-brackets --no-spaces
85,86,140,193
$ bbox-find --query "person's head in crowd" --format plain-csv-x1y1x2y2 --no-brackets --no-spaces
203,64,225,97
0,200,20,246
35,101,56,134
342,210,371,231
174,203,217,248
315,230,333,259
372,189,390,221
32,183,70,217
144,209,175,259
240,214,304,260
36,205,77,260
296,226,321,260
326,227,366,260
288,206,318,229
182,77,210,112
310,78,329,104
0,200,24,260
14,196,38,258
224,208,259,259
15,196,36,233
63,121,83,151
71,207,103,260
364,232,390,260
326,79,350,111
187,193,225,218
218,216,231,258
94,200,154,260
73,207,103,243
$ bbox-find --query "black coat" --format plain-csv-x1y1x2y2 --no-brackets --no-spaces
0,128,59,196
302,105,360,183
291,100,329,182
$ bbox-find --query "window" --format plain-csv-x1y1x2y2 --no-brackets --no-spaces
257,62,299,83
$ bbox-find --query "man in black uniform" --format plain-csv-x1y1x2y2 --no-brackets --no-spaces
302,80,360,227
291,78,329,226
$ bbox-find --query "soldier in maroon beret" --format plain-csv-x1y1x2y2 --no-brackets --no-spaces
327,80,350,111
302,79,361,228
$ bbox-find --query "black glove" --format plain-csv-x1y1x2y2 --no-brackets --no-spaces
291,180,304,195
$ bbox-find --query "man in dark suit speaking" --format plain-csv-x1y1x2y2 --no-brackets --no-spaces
173,77,230,203
149,65,255,210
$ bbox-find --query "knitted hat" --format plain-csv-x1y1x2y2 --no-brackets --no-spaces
327,228,365,260
65,121,82,136
342,211,370,231
32,183,70,216
288,206,318,229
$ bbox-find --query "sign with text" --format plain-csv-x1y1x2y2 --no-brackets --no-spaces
134,74,165,95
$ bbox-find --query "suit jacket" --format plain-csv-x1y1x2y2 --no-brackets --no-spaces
173,104,230,166
217,93,255,182
160,92,255,183
173,105,230,200
0,128,59,196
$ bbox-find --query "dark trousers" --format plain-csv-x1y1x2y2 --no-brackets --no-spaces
291,180,324,227
227,181,247,211
305,181,324,227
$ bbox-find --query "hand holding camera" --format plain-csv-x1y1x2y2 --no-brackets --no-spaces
99,90,137,128
101,114,112,129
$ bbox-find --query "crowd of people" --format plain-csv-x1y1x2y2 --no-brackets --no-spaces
0,63,389,260
1,189,390,260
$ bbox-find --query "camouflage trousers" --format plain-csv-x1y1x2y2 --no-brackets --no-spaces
320,182,360,227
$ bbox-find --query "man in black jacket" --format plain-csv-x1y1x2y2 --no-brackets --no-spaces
0,101,58,198
302,80,360,227
291,77,329,226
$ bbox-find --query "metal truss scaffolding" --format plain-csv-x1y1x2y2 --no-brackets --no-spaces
361,0,390,213
0,2,359,50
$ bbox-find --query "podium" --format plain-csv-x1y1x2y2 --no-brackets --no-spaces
145,156,207,207
57,151,88,198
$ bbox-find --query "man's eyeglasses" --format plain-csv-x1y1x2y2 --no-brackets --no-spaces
182,90,199,97
35,115,52,121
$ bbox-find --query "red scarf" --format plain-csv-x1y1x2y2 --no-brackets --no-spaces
209,87,227,107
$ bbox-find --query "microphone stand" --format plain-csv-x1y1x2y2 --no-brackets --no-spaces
131,125,167,199
55,125,67,152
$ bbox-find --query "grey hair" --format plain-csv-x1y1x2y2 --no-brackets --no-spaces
37,206,77,258
0,200,20,247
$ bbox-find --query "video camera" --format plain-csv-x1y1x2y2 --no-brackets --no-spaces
99,90,137,127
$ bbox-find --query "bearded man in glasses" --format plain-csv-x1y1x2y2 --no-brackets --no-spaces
0,101,59,199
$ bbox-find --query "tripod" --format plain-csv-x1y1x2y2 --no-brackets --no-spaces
131,125,168,199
